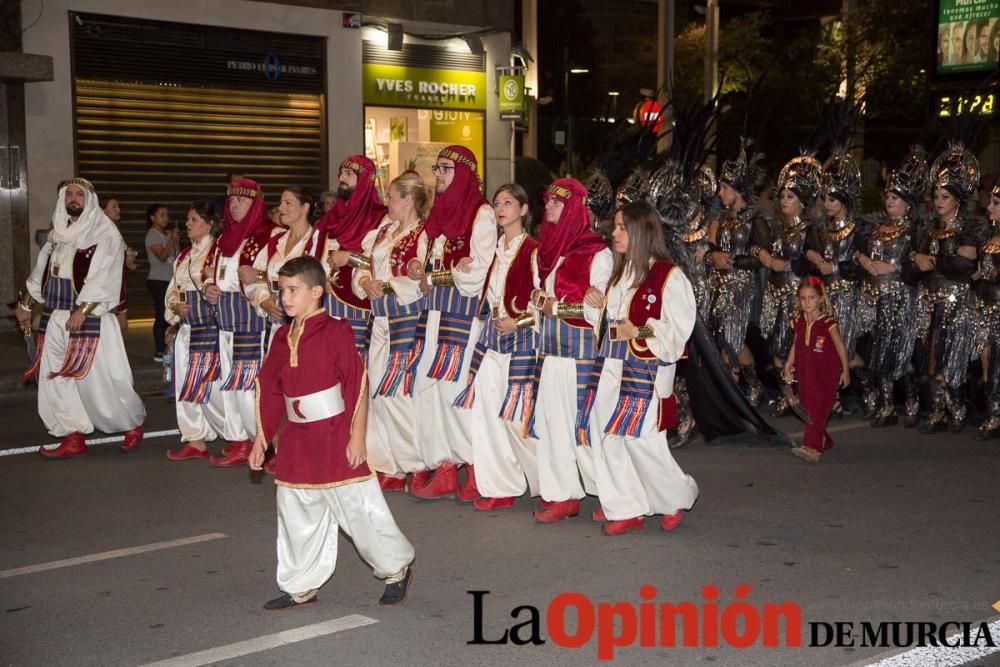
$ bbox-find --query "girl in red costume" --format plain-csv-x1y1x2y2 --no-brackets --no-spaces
783,276,851,463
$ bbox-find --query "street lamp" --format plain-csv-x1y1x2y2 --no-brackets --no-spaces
608,91,620,121
563,57,590,177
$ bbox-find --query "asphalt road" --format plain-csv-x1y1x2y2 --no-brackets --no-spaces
2,393,999,666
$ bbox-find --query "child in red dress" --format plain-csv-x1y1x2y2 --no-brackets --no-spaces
249,256,414,610
783,276,850,463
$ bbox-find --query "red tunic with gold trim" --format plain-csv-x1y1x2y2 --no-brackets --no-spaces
256,312,373,488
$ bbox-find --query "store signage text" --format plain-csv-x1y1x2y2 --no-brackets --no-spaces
363,64,486,111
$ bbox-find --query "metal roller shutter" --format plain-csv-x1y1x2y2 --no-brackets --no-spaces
74,80,326,319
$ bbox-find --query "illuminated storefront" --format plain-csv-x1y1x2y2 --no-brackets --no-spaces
362,39,487,194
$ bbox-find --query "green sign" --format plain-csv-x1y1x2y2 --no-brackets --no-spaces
936,0,999,76
363,63,486,111
498,73,525,120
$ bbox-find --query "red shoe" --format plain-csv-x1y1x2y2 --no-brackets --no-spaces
591,507,607,522
121,425,144,452
533,499,580,523
40,432,87,459
378,473,406,491
409,470,431,495
263,455,277,476
166,445,208,461
602,517,644,536
474,496,515,511
457,464,478,502
411,462,459,499
660,509,684,532
209,440,252,467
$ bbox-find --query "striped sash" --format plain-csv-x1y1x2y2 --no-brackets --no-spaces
426,286,479,382
50,316,101,380
595,321,663,439
541,317,596,359
217,292,263,391
178,290,220,403
325,294,372,356
371,297,422,397
24,278,76,380
453,316,539,436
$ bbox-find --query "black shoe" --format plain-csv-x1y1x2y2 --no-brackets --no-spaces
379,567,413,606
670,426,698,449
263,592,317,611
903,414,919,429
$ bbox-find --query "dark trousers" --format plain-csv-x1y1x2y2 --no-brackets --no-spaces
147,279,169,354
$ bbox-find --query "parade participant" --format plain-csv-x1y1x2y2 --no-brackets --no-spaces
250,256,414,610
804,147,864,415
588,201,699,535
912,143,982,434
407,146,497,500
757,153,821,417
16,179,145,458
976,182,1000,439
316,156,387,353
240,187,317,345
784,277,851,463
706,139,768,405
202,178,279,467
453,184,540,510
100,195,137,332
855,148,926,427
164,202,226,460
352,172,430,491
530,178,612,524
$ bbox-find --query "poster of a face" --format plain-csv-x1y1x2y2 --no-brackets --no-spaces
937,0,1000,75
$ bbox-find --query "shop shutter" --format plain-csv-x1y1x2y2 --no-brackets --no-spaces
74,80,325,319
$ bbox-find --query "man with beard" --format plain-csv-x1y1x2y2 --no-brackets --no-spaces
407,146,497,500
17,179,146,458
317,155,388,354
202,178,280,467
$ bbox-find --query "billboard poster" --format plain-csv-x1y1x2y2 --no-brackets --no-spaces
936,0,1000,75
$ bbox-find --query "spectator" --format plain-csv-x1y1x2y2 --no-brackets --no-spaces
319,189,337,214
145,203,179,361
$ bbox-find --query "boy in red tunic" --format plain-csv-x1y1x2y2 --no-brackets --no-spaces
250,256,415,610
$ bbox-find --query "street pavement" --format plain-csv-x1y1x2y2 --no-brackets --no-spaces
1,325,999,666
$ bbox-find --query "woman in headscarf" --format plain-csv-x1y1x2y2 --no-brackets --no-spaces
530,178,612,524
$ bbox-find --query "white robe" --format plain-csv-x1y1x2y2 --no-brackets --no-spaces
589,263,700,520
533,248,613,502
352,218,429,477
245,227,318,347
165,236,226,443
27,225,145,437
415,204,498,468
206,232,280,442
467,232,541,498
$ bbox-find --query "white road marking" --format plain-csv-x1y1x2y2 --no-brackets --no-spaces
0,533,226,579
139,615,379,667
0,428,181,457
853,618,1000,667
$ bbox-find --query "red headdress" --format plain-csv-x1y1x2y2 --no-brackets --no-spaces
314,155,387,253
217,178,275,257
803,275,826,294
424,145,488,239
537,178,608,282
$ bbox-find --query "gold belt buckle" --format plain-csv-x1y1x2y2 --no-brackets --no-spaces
491,305,500,320
609,325,620,341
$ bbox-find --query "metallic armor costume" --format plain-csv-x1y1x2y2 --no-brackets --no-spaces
857,214,917,423
915,141,983,434
760,215,812,362
804,216,863,358
976,225,1000,438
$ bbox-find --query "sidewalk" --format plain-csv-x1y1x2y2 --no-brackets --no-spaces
0,319,167,397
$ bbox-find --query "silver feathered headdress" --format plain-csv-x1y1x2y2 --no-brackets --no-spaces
820,147,862,210
719,138,765,204
586,171,615,223
777,153,822,207
929,141,980,202
885,145,928,205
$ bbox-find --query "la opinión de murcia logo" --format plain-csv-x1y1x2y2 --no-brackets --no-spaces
468,587,998,661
